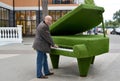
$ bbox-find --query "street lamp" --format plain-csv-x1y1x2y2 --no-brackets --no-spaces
13,0,15,27
38,0,41,24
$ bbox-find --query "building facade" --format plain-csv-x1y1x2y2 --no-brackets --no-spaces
0,0,83,36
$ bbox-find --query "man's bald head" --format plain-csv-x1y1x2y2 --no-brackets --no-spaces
44,15,52,26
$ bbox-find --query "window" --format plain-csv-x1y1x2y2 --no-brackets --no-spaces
74,0,85,4
0,7,9,27
20,11,25,20
49,10,71,22
49,10,56,22
52,0,74,4
15,10,37,36
56,11,61,19
31,11,36,20
61,10,67,16
0,8,2,20
15,11,20,20
0,20,1,27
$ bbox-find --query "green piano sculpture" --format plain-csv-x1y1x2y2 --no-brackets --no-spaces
50,0,109,77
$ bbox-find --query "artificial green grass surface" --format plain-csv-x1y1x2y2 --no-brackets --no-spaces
51,35,109,58
50,4,104,35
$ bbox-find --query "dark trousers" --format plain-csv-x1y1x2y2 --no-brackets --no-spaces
36,50,50,78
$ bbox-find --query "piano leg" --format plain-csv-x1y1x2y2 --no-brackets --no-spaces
77,57,92,77
50,54,60,68
91,56,95,64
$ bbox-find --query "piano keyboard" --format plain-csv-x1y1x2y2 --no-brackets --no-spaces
51,47,73,52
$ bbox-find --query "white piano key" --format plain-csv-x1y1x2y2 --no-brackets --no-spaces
51,47,73,52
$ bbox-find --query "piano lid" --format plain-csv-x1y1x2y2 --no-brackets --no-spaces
50,4,104,35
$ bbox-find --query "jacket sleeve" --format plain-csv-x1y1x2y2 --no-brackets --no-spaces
40,26,54,46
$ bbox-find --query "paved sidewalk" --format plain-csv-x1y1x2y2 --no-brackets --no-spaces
0,37,35,54
0,35,120,81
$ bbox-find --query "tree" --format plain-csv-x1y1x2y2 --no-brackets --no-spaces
113,10,120,24
112,21,119,27
105,20,113,27
105,20,118,27
41,0,48,19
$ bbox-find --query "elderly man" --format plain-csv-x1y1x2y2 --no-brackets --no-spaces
33,15,58,79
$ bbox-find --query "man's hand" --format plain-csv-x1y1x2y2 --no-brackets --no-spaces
51,44,59,48
54,44,59,48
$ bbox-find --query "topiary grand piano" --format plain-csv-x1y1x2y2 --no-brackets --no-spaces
49,1,109,77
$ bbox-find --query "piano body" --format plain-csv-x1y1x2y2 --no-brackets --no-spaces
50,4,109,77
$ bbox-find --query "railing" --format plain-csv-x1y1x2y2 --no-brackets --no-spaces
0,25,23,43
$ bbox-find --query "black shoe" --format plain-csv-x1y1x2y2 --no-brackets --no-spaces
45,72,54,76
37,76,48,79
